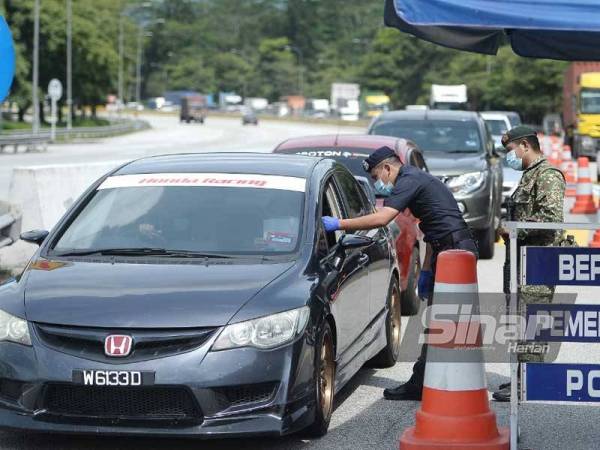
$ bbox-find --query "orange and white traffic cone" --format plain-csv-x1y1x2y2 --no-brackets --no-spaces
590,211,600,248
570,157,598,214
589,230,600,248
399,250,509,450
560,146,577,197
548,148,561,167
562,144,573,162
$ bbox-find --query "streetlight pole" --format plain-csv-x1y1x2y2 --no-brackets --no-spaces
66,0,73,130
286,45,303,96
118,14,124,110
135,19,163,111
32,0,40,134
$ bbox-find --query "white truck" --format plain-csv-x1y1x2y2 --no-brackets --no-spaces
331,83,360,121
430,84,468,110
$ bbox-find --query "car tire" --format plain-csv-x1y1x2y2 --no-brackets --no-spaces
305,321,335,437
368,277,402,368
476,226,495,259
401,246,420,316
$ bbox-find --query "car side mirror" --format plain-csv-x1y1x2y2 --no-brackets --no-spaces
20,229,49,246
494,145,507,157
339,234,374,250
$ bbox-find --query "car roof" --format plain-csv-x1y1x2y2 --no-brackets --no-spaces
480,112,510,120
374,109,480,121
274,134,413,161
115,152,320,178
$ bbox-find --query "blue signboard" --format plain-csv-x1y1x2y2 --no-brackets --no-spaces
526,363,600,402
0,16,15,102
527,303,600,343
524,247,600,286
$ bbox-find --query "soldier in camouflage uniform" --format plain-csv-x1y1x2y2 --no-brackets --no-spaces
493,126,565,402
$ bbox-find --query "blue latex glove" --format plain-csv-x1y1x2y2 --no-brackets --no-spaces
418,270,433,301
321,216,340,232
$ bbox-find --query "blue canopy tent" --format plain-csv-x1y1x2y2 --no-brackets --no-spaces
384,0,600,60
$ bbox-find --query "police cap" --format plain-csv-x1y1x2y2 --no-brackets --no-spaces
362,146,397,172
501,126,537,148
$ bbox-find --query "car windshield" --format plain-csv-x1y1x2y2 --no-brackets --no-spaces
370,119,482,153
52,174,305,256
484,119,508,136
581,89,600,114
278,148,372,177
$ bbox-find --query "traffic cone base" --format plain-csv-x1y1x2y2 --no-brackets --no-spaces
400,427,510,450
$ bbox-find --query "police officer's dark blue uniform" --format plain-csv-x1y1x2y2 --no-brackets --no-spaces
322,146,478,400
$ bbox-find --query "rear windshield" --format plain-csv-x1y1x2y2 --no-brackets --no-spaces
276,148,372,177
53,174,305,256
484,119,508,136
370,119,482,153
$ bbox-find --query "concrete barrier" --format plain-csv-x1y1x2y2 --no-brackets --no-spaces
9,160,127,231
0,160,126,269
0,200,21,248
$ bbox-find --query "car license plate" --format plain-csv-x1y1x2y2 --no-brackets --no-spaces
72,370,155,386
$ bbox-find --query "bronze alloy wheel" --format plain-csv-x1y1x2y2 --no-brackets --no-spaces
390,286,401,359
318,331,335,421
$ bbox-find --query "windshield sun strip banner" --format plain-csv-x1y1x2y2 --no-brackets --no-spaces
98,173,306,192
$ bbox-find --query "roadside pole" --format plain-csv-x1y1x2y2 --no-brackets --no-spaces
48,79,63,142
32,0,40,134
66,0,73,130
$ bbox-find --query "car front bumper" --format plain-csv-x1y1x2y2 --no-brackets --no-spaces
0,329,316,438
453,187,494,231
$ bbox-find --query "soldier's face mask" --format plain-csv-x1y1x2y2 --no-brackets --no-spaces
505,143,525,171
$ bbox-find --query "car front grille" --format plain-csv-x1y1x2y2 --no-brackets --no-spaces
34,323,217,363
214,382,279,410
42,384,202,422
0,378,25,402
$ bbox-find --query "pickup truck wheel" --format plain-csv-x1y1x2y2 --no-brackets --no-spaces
476,226,495,259
401,246,420,316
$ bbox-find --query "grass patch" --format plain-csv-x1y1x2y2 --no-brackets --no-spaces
1,117,110,131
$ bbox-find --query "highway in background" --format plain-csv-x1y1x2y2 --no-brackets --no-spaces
0,115,599,449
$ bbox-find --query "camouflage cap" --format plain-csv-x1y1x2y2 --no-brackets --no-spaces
501,125,537,148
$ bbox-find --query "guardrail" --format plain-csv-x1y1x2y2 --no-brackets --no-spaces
0,119,150,154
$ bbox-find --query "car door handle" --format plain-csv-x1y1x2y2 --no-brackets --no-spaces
358,254,370,267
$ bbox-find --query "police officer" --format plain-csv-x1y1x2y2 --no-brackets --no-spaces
321,145,478,401
493,126,565,402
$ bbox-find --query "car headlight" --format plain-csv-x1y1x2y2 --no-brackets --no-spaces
582,136,595,151
0,310,31,346
211,306,310,351
447,171,487,195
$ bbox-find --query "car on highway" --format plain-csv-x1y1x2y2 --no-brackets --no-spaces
273,135,425,315
368,110,503,259
0,153,401,438
242,107,259,125
481,111,524,218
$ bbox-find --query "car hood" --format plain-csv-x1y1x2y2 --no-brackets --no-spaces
424,151,487,177
23,259,295,328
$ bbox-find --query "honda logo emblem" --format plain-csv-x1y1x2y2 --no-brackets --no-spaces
104,335,133,357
